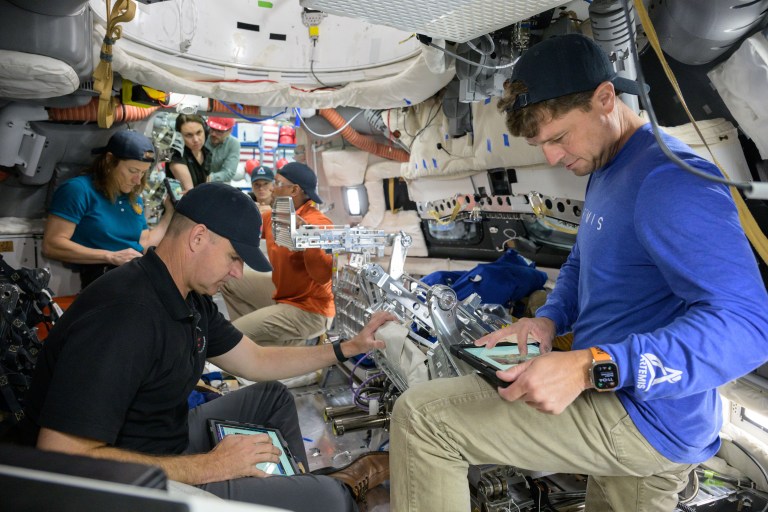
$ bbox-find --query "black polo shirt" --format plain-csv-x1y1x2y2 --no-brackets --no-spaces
25,249,242,455
170,146,212,187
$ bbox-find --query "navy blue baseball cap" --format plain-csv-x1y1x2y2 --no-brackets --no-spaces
278,162,323,204
92,130,156,162
251,166,275,183
509,34,647,111
175,183,272,271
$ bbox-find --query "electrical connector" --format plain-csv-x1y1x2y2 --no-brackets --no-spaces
745,181,768,200
302,8,327,40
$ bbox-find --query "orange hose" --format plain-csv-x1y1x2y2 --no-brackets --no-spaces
210,100,261,116
318,108,410,162
49,97,261,122
48,97,158,122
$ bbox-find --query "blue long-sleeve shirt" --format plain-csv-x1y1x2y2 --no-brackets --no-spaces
536,124,768,464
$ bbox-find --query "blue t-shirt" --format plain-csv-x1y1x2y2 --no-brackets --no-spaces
537,124,768,464
48,175,148,253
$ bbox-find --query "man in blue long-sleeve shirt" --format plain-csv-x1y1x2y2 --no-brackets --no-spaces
390,33,768,512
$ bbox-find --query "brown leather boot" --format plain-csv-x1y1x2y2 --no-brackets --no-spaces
327,452,390,509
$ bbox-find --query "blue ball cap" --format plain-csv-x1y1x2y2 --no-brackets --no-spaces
175,183,271,272
278,162,323,204
509,34,648,111
92,130,156,162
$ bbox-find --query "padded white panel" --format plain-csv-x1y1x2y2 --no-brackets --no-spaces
302,0,567,43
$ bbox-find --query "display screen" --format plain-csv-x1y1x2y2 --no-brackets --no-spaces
164,178,183,204
592,362,619,390
462,344,541,371
212,424,295,476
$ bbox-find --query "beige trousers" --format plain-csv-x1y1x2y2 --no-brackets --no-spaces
222,269,330,346
390,374,695,512
222,269,276,322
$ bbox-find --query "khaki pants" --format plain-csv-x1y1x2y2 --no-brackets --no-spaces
390,374,695,512
233,302,331,347
222,268,331,346
221,269,276,322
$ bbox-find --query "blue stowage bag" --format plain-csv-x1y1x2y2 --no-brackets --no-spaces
421,249,547,308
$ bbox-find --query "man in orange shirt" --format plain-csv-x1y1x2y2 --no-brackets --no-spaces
222,162,333,346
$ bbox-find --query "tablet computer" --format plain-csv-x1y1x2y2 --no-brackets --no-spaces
450,342,540,388
164,177,183,206
207,419,300,476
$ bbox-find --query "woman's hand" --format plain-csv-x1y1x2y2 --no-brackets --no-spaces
107,248,143,266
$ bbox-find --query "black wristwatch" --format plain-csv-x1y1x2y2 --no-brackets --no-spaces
589,347,619,392
332,339,348,363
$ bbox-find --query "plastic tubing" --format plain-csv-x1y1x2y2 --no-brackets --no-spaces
318,108,410,162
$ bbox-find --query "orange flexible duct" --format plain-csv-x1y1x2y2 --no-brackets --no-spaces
48,97,158,122
318,108,410,162
209,100,261,116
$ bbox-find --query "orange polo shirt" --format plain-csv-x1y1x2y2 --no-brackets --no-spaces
262,202,335,318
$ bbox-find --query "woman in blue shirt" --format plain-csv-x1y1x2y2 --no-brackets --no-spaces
42,131,173,289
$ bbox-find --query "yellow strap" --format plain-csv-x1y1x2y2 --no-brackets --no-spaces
634,0,768,265
529,194,578,235
388,178,397,213
93,0,137,128
427,200,463,225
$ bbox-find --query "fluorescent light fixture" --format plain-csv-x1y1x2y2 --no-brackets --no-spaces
343,185,368,216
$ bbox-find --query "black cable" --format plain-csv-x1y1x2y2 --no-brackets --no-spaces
310,40,331,88
731,439,768,488
407,101,441,152
437,142,452,156
618,0,752,193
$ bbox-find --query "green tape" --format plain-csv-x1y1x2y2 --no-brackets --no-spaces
258,1,273,7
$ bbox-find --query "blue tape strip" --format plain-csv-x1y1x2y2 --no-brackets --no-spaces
503,134,510,147
487,138,492,152
422,159,427,169
432,158,438,168
484,97,491,104
404,98,412,105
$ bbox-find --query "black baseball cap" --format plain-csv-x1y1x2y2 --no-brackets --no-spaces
251,166,275,183
509,34,647,111
175,183,272,271
92,130,156,162
278,162,323,204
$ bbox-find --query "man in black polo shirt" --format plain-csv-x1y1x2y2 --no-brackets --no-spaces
25,182,393,512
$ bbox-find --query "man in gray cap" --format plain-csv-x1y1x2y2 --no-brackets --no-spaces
390,33,768,511
25,182,394,512
222,162,336,348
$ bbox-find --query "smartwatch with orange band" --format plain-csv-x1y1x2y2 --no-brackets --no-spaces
589,346,619,391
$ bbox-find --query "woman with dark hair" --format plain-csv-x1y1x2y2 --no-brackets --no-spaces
169,113,211,192
42,131,173,289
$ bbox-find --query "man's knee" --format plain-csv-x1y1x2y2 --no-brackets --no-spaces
250,380,293,403
392,380,441,426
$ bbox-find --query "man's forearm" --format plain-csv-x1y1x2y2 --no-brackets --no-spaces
73,444,219,485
